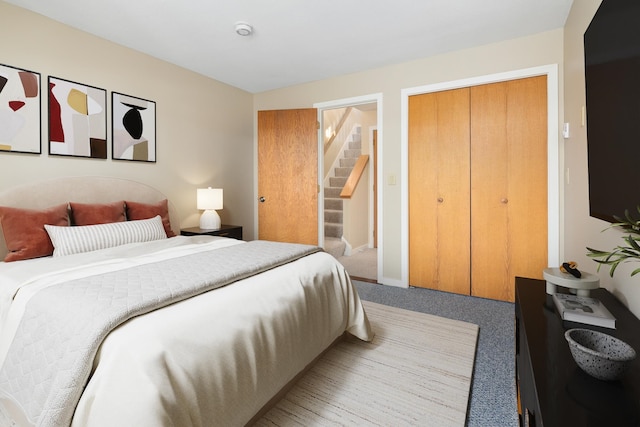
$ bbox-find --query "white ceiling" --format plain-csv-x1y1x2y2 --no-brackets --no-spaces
6,0,574,94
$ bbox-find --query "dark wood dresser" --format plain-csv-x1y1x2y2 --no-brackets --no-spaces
515,277,640,427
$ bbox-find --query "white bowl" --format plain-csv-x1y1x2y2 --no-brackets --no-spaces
565,328,636,381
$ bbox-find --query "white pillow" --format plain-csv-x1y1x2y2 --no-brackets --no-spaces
44,215,167,257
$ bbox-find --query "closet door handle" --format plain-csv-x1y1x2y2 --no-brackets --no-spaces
501,198,508,204
437,197,444,203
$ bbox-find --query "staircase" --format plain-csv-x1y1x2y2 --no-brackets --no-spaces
324,127,361,258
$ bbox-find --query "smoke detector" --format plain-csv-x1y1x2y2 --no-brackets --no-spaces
235,22,253,37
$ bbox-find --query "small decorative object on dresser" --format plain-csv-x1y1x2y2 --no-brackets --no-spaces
515,277,640,427
181,225,242,240
543,266,600,296
552,292,616,329
565,328,636,381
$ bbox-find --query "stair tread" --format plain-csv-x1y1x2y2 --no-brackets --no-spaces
324,126,362,242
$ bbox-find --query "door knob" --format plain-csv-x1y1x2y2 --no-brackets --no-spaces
437,197,444,203
259,196,266,203
501,198,508,204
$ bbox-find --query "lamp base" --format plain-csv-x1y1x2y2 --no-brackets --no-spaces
199,210,221,230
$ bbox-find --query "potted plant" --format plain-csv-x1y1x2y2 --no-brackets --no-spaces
587,207,640,277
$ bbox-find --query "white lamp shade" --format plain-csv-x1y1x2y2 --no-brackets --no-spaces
197,187,223,229
197,188,223,210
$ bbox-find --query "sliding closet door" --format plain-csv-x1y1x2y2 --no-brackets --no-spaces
470,76,548,301
409,88,471,295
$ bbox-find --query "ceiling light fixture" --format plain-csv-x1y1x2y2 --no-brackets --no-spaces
235,22,253,37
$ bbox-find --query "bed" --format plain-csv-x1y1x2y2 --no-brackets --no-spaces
0,177,373,427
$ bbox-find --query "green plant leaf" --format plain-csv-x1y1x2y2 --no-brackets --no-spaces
586,206,640,277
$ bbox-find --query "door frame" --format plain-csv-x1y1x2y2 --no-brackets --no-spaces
314,93,383,275
369,127,378,249
400,64,561,287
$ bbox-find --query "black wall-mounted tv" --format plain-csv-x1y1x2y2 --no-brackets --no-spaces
584,0,640,222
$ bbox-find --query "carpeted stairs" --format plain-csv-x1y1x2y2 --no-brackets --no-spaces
324,127,361,258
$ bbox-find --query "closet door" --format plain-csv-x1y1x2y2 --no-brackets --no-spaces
409,88,471,295
470,76,548,301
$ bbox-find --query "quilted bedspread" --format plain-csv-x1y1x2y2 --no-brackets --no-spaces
0,240,321,427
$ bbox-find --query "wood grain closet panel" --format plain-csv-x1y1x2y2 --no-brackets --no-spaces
470,76,548,301
409,88,471,295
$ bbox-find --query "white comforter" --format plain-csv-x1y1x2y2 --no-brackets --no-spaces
0,236,372,427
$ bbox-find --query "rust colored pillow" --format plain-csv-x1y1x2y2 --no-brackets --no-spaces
70,201,125,225
0,204,69,262
125,199,175,237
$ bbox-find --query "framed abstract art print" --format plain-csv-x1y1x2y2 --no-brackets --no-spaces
0,63,41,154
112,92,156,162
48,76,107,158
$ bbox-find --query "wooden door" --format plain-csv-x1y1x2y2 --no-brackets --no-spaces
470,76,548,301
257,108,318,245
409,88,471,295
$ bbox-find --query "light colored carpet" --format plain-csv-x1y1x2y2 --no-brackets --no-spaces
337,248,377,282
256,301,479,426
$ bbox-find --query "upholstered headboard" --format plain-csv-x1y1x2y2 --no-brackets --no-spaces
0,176,180,260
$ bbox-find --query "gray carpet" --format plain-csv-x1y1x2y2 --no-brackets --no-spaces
353,280,518,427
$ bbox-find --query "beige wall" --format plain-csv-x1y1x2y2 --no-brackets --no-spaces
255,29,565,286
0,2,255,238
342,164,370,252
564,0,640,317
323,108,360,179
9,2,632,314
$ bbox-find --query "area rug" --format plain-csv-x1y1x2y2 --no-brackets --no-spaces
255,300,479,426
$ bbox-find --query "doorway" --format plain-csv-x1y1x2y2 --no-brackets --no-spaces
315,95,382,283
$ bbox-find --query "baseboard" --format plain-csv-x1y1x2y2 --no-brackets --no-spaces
350,276,378,284
378,276,408,288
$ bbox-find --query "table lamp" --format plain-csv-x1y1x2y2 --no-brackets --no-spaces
197,187,223,229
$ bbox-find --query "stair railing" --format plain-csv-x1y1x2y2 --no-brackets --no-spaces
324,106,353,154
340,154,369,199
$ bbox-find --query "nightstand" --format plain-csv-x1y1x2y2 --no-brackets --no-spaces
180,225,243,240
